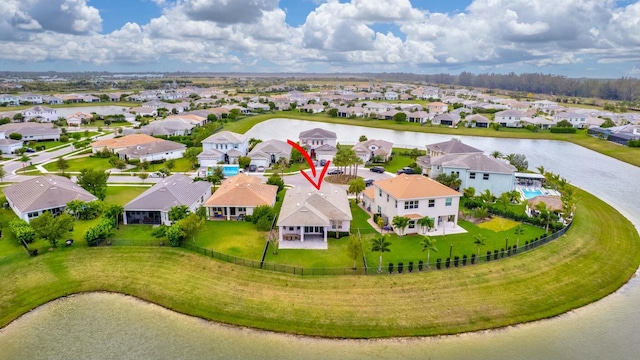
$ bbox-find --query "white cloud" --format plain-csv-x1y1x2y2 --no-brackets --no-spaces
1,0,640,76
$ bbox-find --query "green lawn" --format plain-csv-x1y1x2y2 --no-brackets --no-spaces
43,156,113,173
265,236,364,269
104,186,149,205
192,221,266,260
112,224,156,242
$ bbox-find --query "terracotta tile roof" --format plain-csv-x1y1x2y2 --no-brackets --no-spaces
204,174,277,207
92,134,160,150
375,175,461,200
362,186,375,200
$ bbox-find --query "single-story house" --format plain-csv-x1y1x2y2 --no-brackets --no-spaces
124,174,211,225
0,123,61,142
204,173,278,220
277,184,352,249
91,134,160,154
248,139,291,167
117,139,186,162
3,174,98,222
0,138,23,154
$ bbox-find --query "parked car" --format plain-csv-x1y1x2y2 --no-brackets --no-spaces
257,165,265,172
320,159,327,166
148,172,162,178
396,167,415,175
327,169,344,175
364,178,374,187
370,166,385,173
249,164,257,172
24,147,36,153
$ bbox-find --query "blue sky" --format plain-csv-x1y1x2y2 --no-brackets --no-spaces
1,0,640,77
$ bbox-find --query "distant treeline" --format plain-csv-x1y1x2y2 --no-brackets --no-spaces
364,72,640,102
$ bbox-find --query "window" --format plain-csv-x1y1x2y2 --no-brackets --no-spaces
238,207,246,212
395,200,397,208
483,173,490,180
387,194,389,202
428,199,435,208
404,200,419,209
408,221,415,229
331,220,342,229
379,189,382,197
289,226,294,231
445,198,452,206
470,172,476,179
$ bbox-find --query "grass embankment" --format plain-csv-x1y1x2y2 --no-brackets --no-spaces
0,188,638,338
223,112,640,168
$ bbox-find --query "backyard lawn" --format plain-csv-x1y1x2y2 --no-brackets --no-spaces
264,235,365,269
43,156,113,173
192,221,267,260
104,186,149,206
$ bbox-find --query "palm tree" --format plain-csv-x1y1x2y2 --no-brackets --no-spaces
417,216,434,235
462,187,476,199
370,234,392,273
105,204,124,229
480,189,495,204
507,190,521,203
497,192,511,211
535,201,554,233
420,236,438,268
347,178,366,204
536,165,546,175
490,150,502,159
473,234,486,261
66,199,86,220
392,216,410,236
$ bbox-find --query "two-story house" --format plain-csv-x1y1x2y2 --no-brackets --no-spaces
299,128,337,160
362,175,461,236
429,153,517,196
0,94,20,106
22,106,58,123
198,131,248,167
494,110,526,127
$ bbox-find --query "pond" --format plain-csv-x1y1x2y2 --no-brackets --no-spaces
1,119,639,359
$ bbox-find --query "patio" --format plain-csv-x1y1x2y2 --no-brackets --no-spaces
279,235,329,250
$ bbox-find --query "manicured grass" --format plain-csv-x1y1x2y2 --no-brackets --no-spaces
193,221,266,259
0,188,638,338
224,112,640,167
265,236,364,269
363,220,546,267
112,224,156,241
478,217,520,231
43,156,113,173
350,201,375,230
104,186,149,206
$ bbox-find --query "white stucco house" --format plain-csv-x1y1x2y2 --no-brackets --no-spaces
362,175,461,236
200,131,248,166
247,139,291,168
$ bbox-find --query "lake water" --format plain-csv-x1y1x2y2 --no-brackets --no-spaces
53,106,131,117
1,118,639,359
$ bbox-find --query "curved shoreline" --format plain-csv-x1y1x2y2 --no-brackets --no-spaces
0,187,638,338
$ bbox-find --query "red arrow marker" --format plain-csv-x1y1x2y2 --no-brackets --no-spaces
287,139,331,190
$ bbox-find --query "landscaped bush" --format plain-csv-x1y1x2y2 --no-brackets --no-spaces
436,258,441,269
486,251,491,261
462,254,467,266
60,135,69,142
513,244,518,254
388,262,394,274
256,217,272,231
408,261,413,273
445,258,451,268
453,256,459,267
500,248,505,258
398,262,404,273
470,253,476,264
418,260,423,271
493,250,499,260
550,127,577,133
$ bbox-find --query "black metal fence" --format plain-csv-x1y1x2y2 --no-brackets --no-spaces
106,221,572,276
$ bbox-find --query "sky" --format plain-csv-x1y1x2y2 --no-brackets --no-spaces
1,0,640,78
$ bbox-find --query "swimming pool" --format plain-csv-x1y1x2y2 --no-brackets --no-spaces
521,188,544,199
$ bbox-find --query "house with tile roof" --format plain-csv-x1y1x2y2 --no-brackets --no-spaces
247,139,291,168
277,184,352,248
427,101,448,114
203,173,278,220
3,174,98,222
429,153,517,195
117,139,186,162
91,134,161,154
362,175,461,236
352,139,393,163
124,174,211,225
